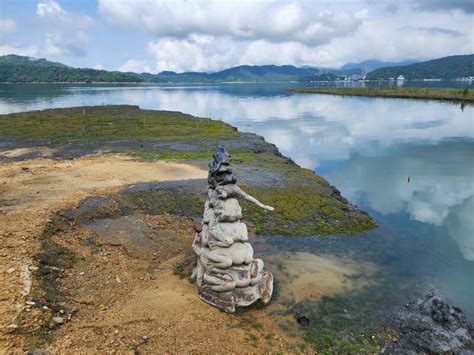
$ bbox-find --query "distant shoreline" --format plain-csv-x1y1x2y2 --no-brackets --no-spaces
288,87,474,103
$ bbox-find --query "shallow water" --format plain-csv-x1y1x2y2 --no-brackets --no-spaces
1,82,473,321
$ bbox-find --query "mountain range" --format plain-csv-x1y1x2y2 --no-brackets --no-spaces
366,55,473,80
0,54,472,83
0,55,143,83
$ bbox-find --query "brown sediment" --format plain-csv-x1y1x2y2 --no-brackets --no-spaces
0,155,206,351
0,155,307,353
268,252,378,303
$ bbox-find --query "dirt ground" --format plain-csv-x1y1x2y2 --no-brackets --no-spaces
0,153,307,353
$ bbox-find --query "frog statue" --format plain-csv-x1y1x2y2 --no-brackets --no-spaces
191,146,274,313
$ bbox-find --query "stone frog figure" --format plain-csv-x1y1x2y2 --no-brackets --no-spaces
191,146,274,313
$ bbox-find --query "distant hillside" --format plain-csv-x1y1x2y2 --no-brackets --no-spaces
340,60,418,72
152,65,318,83
367,55,474,80
0,55,143,83
3,54,471,83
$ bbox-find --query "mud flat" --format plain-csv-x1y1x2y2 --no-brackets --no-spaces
0,105,377,352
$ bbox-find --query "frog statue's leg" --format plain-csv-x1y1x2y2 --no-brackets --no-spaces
203,270,236,292
215,184,274,211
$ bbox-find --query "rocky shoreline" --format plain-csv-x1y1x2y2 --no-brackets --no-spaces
384,291,473,353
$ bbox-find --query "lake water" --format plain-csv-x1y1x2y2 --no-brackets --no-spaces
1,82,473,322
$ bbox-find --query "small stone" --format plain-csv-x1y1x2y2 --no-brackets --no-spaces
114,329,119,335
79,272,85,275
115,276,121,284
7,268,15,274
142,335,148,341
29,266,39,271
52,317,64,324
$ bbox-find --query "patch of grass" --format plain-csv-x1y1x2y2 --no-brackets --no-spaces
264,333,275,344
242,183,376,236
251,322,264,331
0,105,238,143
130,149,259,162
289,87,474,103
245,333,260,348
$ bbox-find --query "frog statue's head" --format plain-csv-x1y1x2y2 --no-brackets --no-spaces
207,145,236,188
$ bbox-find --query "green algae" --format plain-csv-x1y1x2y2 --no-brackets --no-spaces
0,105,237,143
20,215,75,351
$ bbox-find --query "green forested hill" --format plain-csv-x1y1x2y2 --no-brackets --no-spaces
367,55,474,80
150,65,318,82
3,54,473,83
0,55,143,82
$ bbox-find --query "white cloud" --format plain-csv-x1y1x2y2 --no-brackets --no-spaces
0,18,17,33
37,1,65,17
97,0,473,72
118,59,152,73
45,32,87,57
98,0,361,46
147,35,242,73
37,1,93,58
37,1,93,29
0,44,38,57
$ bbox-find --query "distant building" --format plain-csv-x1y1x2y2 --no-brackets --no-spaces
361,66,368,79
397,75,405,80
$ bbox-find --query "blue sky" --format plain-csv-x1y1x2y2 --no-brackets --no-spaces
0,0,473,73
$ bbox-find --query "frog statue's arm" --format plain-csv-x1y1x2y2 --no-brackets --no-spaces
215,184,274,211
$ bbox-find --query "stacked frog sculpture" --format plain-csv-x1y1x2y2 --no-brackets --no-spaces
192,146,274,313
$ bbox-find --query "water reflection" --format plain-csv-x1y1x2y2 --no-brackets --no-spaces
323,141,474,261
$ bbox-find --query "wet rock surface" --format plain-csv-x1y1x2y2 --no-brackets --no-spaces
384,291,474,353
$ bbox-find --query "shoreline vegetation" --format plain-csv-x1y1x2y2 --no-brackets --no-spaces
289,87,474,102
0,105,376,236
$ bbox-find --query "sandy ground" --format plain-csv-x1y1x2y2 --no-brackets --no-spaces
0,152,376,353
0,154,307,353
0,154,206,352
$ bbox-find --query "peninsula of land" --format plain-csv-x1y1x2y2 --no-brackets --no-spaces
289,87,473,103
0,105,375,353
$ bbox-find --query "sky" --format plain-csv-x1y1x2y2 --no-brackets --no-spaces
0,0,473,73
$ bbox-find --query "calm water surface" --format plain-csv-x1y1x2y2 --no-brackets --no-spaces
1,82,473,320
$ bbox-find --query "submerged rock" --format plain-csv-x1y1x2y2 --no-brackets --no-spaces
384,291,474,353
192,146,274,313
